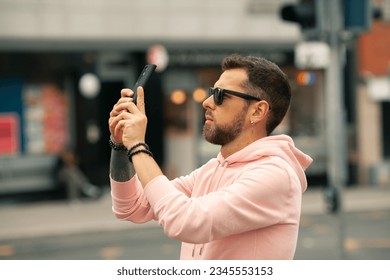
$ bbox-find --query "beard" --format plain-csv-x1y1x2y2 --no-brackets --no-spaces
203,110,246,146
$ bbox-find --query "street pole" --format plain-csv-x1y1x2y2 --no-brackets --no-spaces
324,0,348,259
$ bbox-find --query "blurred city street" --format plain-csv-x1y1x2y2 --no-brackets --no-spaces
1,0,390,267
0,185,389,260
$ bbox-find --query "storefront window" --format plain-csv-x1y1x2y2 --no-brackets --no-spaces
24,84,69,155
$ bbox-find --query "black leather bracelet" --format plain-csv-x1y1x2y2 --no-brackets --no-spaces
128,149,154,163
109,137,127,151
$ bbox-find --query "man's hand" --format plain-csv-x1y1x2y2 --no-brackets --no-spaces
108,87,148,149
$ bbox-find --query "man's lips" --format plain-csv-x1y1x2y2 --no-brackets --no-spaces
205,113,213,123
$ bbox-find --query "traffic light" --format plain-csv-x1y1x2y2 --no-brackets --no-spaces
280,0,325,38
280,0,382,38
344,0,382,34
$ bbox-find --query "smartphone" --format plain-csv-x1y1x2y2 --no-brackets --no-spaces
132,64,157,104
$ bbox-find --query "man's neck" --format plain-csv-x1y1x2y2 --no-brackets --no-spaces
220,131,267,158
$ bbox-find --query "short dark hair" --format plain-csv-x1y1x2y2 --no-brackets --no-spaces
221,54,291,135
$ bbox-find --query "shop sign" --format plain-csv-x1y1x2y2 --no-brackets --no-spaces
167,50,292,67
0,114,19,155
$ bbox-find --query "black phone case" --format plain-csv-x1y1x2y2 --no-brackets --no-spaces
132,64,157,104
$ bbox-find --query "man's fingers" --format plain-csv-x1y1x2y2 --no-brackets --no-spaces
136,86,146,115
110,98,138,118
112,102,130,113
115,119,129,136
121,88,133,98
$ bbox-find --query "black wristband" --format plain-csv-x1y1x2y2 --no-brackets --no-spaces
109,137,127,151
128,142,150,154
128,149,154,163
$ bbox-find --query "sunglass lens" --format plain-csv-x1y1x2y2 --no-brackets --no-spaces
215,88,223,105
208,87,223,105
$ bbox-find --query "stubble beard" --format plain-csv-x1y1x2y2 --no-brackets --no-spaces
203,111,246,146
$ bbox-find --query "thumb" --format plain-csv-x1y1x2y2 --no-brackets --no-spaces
136,86,146,115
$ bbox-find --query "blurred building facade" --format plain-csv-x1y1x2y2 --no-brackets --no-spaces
357,18,390,186
0,0,389,196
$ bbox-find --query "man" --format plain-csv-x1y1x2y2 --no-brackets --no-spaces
108,54,313,259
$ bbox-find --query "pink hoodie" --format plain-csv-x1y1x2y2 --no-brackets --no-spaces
111,134,313,259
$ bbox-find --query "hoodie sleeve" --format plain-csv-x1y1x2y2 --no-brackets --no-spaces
110,175,156,223
110,171,195,223
144,158,302,244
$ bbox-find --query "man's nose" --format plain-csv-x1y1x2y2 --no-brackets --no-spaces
202,94,214,109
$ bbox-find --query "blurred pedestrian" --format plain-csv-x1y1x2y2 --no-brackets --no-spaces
108,54,313,259
56,149,102,201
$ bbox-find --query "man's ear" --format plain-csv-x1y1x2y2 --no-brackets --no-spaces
251,100,270,123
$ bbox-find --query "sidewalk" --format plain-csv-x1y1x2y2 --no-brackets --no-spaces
0,186,389,241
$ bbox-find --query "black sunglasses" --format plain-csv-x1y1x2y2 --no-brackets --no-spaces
208,87,261,105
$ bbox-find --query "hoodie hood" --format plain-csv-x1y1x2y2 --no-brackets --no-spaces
217,134,313,192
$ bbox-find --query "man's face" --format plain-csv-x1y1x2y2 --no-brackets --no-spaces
202,68,250,146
